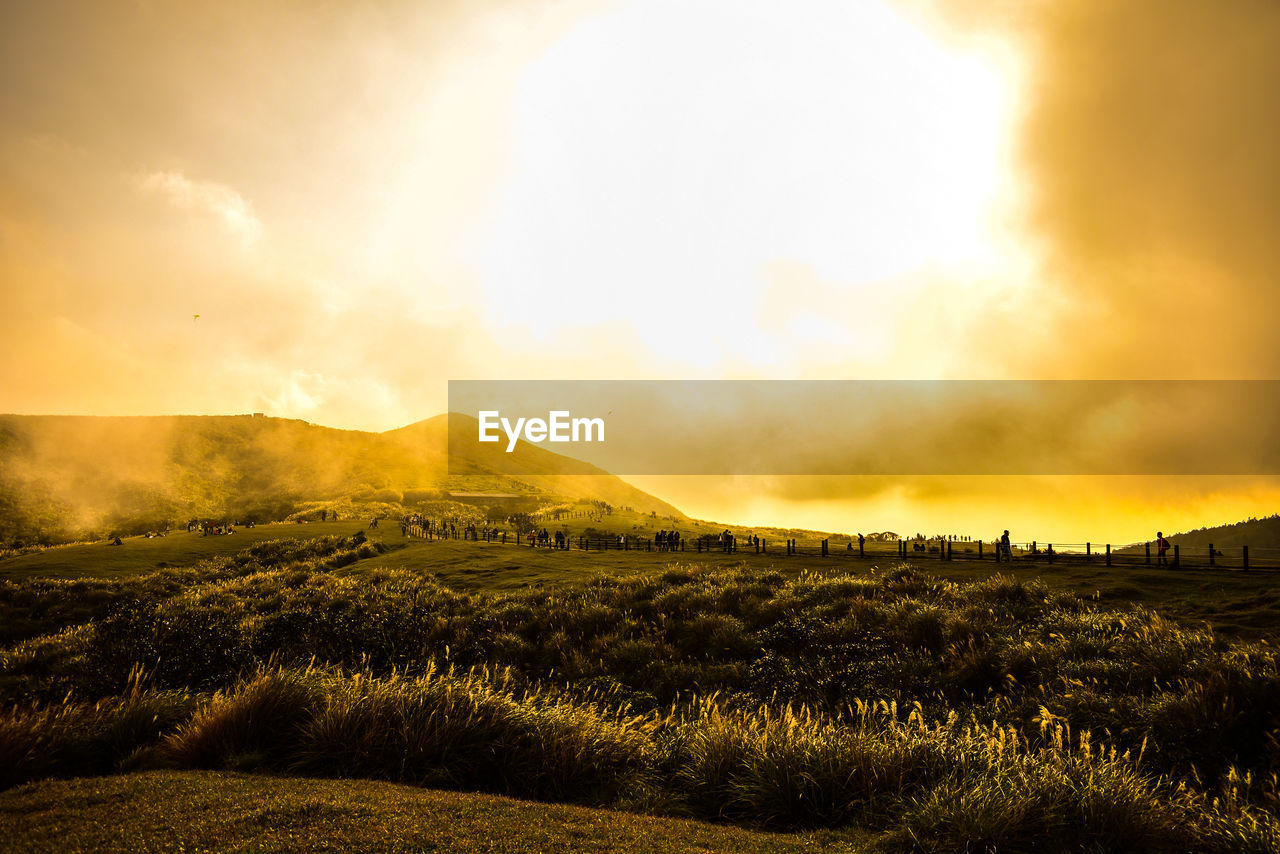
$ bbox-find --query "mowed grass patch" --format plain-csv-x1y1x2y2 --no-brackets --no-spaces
0,770,866,854
339,535,752,591
0,521,379,580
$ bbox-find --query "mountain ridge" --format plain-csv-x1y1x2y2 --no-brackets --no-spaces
0,412,681,543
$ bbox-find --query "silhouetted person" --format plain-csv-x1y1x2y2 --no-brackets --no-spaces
1156,531,1170,566
1000,530,1012,563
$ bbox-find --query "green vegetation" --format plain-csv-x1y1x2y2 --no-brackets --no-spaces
2,534,1278,851
7,521,1279,641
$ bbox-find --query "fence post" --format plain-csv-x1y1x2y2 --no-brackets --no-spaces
1243,545,1249,571
1048,544,1054,564
1086,542,1091,557
761,539,766,553
1106,543,1111,566
1173,544,1179,568
978,540,983,560
1209,543,1215,567
859,535,865,558
946,540,952,561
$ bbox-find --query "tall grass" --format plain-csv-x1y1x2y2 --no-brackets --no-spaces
4,665,1276,852
289,664,653,800
0,668,192,788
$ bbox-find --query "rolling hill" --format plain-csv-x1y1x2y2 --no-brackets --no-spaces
1113,514,1280,557
0,413,681,543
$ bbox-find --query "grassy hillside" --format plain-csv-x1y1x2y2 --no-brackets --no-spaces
0,413,680,544
1165,515,1280,552
5,518,1280,640
0,771,862,854
2,536,1279,851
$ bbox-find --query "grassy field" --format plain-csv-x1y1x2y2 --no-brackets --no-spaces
3,531,1280,852
369,540,1280,640
0,521,375,579
6,520,1278,639
0,770,864,853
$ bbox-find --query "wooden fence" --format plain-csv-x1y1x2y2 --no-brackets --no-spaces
399,523,1279,571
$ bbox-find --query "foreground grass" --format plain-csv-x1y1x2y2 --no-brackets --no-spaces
2,665,1275,853
0,770,864,854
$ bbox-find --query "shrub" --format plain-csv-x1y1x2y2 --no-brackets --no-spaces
0,676,192,788
159,668,320,769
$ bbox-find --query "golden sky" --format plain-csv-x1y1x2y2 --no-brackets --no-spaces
2,0,1277,541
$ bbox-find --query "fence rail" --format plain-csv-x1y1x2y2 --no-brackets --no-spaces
398,522,1280,571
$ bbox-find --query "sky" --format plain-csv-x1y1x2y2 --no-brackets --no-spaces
2,0,1278,542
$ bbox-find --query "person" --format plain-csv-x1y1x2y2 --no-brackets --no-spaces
1000,530,1012,563
1156,531,1170,566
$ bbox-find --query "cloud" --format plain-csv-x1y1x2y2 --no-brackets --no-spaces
915,0,1280,380
139,170,263,245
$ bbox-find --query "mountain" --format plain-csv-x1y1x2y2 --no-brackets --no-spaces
0,413,681,543
1113,514,1280,554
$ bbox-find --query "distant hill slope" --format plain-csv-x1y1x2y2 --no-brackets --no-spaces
1114,514,1280,554
0,413,681,543
1163,515,1280,551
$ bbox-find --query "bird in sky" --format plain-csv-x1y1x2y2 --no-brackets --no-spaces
193,314,200,322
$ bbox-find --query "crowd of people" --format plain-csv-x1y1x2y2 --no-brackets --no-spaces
401,514,511,543
97,509,1179,571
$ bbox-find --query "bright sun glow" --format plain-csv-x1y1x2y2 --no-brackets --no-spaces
470,0,1016,366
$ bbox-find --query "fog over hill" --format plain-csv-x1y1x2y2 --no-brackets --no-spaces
0,413,680,543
